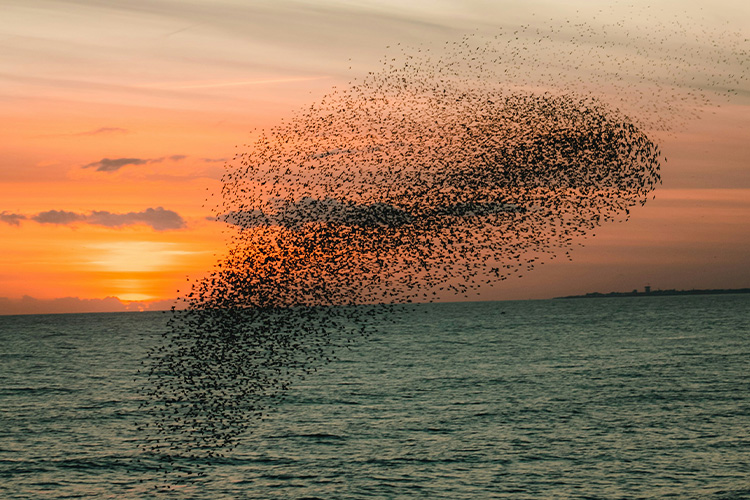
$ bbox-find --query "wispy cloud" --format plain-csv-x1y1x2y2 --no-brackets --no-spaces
83,155,186,172
36,127,129,139
75,127,128,136
140,75,330,90
19,207,187,231
82,158,148,172
0,212,27,226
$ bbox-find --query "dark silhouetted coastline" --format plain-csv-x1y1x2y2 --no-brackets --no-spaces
557,287,750,299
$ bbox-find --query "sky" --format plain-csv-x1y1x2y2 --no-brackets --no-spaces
1,0,748,314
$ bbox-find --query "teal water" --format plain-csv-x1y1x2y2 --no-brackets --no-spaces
1,295,749,499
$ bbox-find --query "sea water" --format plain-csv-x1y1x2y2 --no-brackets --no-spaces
1,295,748,499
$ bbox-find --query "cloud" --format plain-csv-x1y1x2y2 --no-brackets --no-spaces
0,295,181,316
82,155,187,172
83,157,149,172
87,207,186,230
75,127,128,136
217,198,524,229
26,207,185,231
0,212,26,226
32,210,85,225
146,75,330,90
36,127,130,139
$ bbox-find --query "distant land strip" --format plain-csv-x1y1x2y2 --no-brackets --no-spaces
557,288,750,299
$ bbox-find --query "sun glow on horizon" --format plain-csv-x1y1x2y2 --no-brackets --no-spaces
87,241,202,273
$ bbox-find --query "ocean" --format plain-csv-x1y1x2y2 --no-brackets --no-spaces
1,295,748,499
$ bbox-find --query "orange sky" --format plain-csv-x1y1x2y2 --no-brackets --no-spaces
1,1,748,314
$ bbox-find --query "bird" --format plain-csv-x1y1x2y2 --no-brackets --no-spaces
137,10,746,477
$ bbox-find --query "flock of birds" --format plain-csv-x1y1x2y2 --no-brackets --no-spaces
137,9,746,483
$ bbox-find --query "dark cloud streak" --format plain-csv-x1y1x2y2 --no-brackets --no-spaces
83,157,148,172
76,127,128,136
0,295,178,316
87,207,186,230
0,212,27,226
32,210,85,225
83,155,187,172
218,198,525,229
15,207,186,231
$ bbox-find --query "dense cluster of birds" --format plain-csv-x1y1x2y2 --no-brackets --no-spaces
138,12,746,481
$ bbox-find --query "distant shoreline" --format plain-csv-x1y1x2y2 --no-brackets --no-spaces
556,288,750,299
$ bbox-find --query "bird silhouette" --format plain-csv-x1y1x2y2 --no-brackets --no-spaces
138,12,746,479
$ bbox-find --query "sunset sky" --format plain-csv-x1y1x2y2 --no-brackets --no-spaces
1,0,748,314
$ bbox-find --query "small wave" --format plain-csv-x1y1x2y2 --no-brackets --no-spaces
295,432,347,441
0,387,78,395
